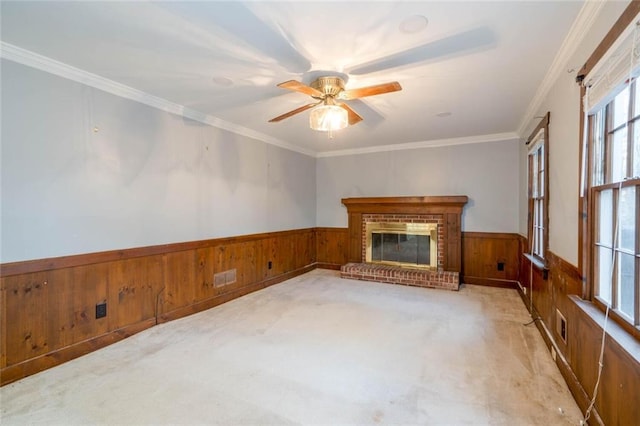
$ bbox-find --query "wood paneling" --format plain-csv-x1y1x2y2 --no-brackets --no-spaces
445,213,461,271
347,213,363,263
315,227,348,268
461,232,520,286
1,228,317,385
519,247,640,425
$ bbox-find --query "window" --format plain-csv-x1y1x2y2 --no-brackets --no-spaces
588,82,640,326
527,114,550,261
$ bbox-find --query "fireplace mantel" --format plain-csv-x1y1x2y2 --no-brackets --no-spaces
342,196,468,213
342,196,468,272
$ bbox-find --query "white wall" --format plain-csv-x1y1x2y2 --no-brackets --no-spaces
518,1,629,266
0,60,316,262
316,139,521,233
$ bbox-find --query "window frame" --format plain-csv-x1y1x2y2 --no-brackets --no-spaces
526,113,550,263
578,1,640,340
584,82,640,331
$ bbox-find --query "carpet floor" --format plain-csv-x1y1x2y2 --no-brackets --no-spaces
0,269,583,425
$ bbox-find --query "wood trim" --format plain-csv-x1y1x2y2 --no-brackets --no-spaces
579,1,640,79
578,86,588,294
547,251,581,283
462,232,521,240
525,113,550,260
314,263,342,271
158,264,315,324
341,196,469,207
0,228,316,277
347,213,363,263
462,276,518,289
0,318,156,386
525,111,550,145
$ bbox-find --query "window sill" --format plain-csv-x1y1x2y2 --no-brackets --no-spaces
523,253,549,279
570,295,640,364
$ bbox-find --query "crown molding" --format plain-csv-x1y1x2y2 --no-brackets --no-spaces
516,0,607,137
315,132,520,158
0,42,316,158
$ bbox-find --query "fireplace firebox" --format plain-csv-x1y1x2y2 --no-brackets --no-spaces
365,222,437,269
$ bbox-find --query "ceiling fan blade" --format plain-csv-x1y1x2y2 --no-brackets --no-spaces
337,103,363,125
338,82,402,100
347,27,495,75
277,80,324,98
154,2,311,74
268,102,321,122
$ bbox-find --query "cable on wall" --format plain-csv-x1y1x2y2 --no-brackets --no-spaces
581,179,621,425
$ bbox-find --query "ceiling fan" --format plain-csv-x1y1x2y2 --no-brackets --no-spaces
268,76,402,131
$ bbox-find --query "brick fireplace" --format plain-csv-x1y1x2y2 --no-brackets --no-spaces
340,196,468,290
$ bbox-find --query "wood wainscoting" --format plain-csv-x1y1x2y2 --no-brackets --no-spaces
0,227,523,385
461,232,521,287
315,227,349,270
520,247,640,425
0,228,318,385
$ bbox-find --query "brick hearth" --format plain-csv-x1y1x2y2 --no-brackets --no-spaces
340,263,459,291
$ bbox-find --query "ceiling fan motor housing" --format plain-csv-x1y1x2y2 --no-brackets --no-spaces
310,76,345,99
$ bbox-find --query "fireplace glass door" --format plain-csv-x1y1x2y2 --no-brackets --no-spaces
366,222,437,269
371,233,430,265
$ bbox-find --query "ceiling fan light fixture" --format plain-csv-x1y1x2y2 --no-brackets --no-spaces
309,104,348,132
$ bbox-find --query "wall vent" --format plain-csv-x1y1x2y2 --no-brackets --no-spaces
556,309,567,344
214,269,237,288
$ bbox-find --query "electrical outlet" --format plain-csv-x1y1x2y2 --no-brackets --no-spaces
96,302,107,319
268,260,272,270
497,261,505,271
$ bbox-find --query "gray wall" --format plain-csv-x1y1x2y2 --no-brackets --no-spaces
1,60,316,262
316,139,521,233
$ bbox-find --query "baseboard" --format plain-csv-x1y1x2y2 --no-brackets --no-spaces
462,276,518,289
0,318,156,386
314,262,342,271
514,285,603,426
1,264,316,386
158,264,316,323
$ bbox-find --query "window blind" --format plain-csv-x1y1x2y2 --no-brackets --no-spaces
583,13,640,113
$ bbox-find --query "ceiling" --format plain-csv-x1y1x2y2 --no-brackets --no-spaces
1,1,585,155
